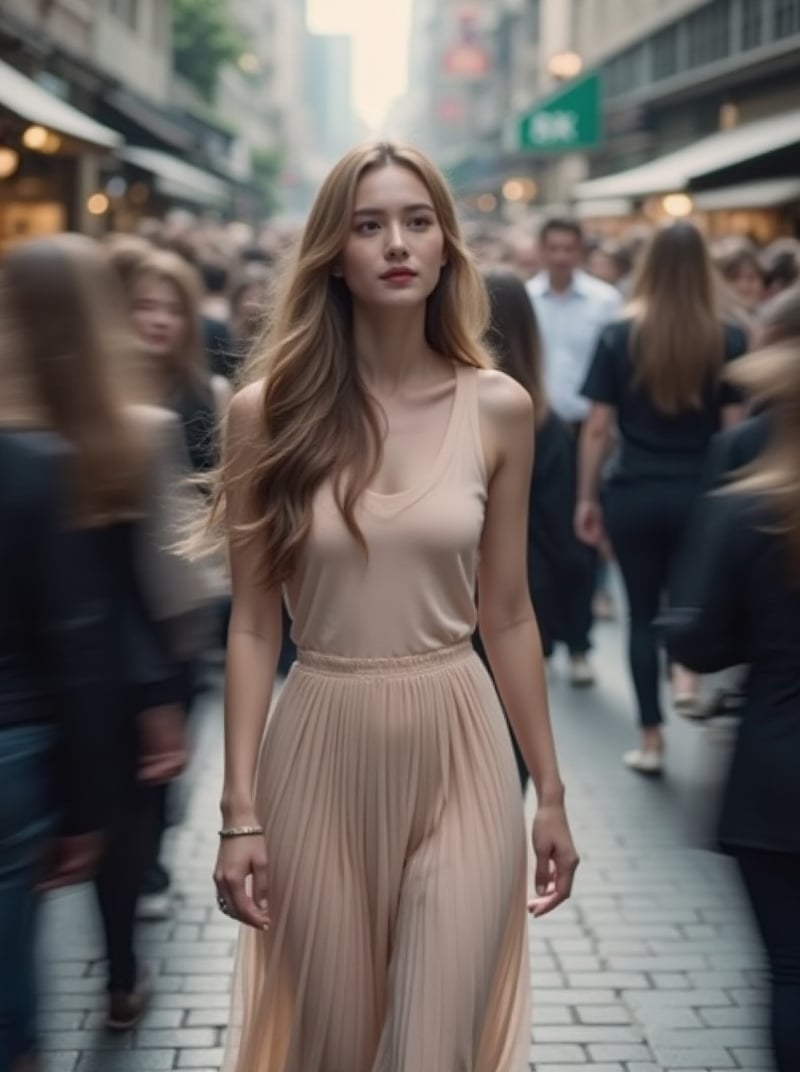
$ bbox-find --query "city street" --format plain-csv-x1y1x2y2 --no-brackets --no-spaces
38,612,772,1072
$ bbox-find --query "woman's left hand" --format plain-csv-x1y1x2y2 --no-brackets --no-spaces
529,803,579,917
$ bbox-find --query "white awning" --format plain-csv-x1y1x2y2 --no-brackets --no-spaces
121,146,230,207
575,197,634,219
0,59,121,149
573,109,800,201
693,178,800,212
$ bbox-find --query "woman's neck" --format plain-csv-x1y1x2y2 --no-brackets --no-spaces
353,306,445,392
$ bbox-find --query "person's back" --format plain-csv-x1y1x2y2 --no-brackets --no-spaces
665,323,800,1072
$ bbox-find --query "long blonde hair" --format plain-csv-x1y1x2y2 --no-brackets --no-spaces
724,287,800,574
203,141,492,585
0,234,147,527
128,249,209,396
629,222,725,414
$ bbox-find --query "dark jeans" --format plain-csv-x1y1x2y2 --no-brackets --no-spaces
735,849,800,1072
603,477,698,727
0,724,56,1066
555,541,596,655
96,702,157,993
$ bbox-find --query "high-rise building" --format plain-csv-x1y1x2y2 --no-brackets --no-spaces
306,33,355,167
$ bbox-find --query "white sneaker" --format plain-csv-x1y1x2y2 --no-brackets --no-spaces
136,893,171,922
569,654,595,688
622,748,664,775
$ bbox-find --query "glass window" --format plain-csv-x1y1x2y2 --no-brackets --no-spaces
652,25,679,80
687,0,731,67
605,46,643,98
741,0,763,49
775,0,800,36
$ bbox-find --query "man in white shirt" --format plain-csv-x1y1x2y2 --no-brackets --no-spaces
527,217,623,686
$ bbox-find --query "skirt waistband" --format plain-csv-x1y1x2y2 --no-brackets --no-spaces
296,641,474,677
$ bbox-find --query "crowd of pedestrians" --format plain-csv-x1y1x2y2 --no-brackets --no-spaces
0,146,798,1072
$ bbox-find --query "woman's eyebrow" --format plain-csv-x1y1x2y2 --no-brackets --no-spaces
352,202,435,217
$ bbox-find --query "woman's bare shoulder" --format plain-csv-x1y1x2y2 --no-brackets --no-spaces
475,368,533,427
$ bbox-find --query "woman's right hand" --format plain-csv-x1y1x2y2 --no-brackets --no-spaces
214,831,271,930
575,500,605,547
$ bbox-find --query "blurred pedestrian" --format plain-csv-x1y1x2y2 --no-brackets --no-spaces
713,237,766,317
0,421,109,1072
576,222,747,773
761,238,799,299
201,142,577,1071
527,216,623,687
126,249,232,916
0,234,189,1041
479,268,585,789
665,300,800,1072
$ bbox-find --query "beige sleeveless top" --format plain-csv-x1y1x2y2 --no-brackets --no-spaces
284,363,488,659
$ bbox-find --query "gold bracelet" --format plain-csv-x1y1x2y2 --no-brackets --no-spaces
218,825,264,839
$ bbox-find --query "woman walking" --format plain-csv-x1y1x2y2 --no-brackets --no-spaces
203,143,578,1071
0,234,189,1033
575,222,747,773
479,269,585,787
666,292,800,1071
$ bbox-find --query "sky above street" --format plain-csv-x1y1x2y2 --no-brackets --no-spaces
307,0,412,130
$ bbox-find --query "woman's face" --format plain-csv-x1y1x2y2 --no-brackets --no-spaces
339,163,446,310
131,276,188,358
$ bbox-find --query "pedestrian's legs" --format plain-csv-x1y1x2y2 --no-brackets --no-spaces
0,726,56,1067
735,849,800,1072
604,486,670,731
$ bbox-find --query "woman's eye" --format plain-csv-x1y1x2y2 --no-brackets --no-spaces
409,216,433,230
357,220,380,234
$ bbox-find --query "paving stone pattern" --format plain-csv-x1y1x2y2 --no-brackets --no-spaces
39,619,773,1071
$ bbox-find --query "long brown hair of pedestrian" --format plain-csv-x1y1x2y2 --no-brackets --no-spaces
483,268,548,427
725,287,800,575
0,233,147,526
191,141,493,586
128,249,208,395
629,221,724,415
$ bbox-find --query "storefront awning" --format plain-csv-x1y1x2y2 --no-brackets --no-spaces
0,59,121,149
693,178,800,212
120,146,230,208
573,109,800,202
575,197,634,219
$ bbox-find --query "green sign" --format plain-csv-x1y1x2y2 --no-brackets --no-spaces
518,73,601,152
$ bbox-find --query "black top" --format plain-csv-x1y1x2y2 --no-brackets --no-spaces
581,319,747,481
529,411,583,591
203,316,235,381
701,412,771,491
170,381,219,475
0,432,111,833
665,492,800,853
0,431,180,831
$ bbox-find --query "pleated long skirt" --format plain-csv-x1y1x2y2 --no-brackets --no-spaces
222,641,530,1072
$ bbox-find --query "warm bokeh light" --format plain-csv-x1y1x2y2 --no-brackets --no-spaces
477,193,498,213
86,192,110,215
547,51,584,81
23,124,50,150
662,192,694,217
0,146,20,178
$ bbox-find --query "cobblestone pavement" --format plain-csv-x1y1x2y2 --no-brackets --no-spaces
39,614,773,1071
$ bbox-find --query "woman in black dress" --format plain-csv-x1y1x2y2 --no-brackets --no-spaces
480,269,585,786
665,299,800,1071
576,222,747,774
